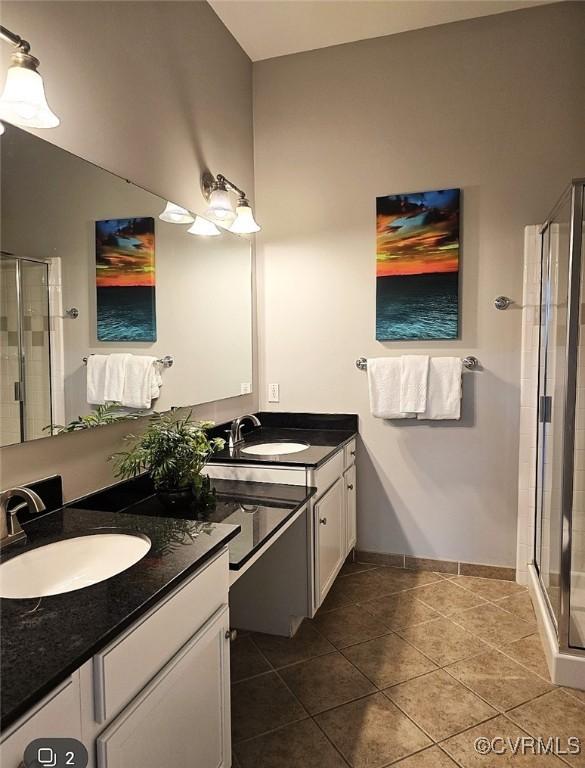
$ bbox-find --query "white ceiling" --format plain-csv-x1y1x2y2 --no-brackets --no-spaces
208,0,559,61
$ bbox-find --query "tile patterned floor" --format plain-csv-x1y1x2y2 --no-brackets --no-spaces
230,561,585,767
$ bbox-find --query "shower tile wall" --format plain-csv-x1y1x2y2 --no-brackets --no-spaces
0,261,21,446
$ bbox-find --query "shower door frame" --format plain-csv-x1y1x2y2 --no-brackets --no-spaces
0,253,53,444
536,179,585,654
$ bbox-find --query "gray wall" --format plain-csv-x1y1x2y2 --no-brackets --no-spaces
0,1,256,501
253,3,585,566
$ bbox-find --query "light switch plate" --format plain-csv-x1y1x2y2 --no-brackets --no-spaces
240,382,251,394
268,383,280,402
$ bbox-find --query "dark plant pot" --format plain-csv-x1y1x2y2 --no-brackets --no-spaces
157,486,194,513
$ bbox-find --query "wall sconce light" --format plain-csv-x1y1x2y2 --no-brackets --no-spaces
0,25,60,128
158,201,194,224
188,216,221,237
203,172,261,234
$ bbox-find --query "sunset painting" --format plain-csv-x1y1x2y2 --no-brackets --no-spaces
95,217,156,341
376,189,460,340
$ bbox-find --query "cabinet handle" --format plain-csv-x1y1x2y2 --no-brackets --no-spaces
347,484,354,490
351,450,356,456
319,517,327,525
225,629,238,642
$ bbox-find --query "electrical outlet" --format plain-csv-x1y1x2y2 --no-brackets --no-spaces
268,383,280,403
240,382,251,394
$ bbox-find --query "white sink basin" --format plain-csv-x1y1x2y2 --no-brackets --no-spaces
0,533,151,599
240,441,310,456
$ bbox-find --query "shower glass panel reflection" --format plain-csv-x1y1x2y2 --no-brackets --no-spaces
535,179,585,653
0,255,52,446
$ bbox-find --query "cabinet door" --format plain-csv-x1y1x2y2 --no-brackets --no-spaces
0,676,82,768
97,607,230,768
315,478,345,605
344,465,357,552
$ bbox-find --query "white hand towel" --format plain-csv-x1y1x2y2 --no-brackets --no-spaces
417,357,463,420
399,355,429,413
122,355,159,409
86,354,108,405
367,357,415,419
104,353,130,403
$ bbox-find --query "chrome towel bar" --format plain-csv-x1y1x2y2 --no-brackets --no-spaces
83,354,174,368
355,356,479,371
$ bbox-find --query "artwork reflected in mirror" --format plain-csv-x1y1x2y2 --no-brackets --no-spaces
96,217,157,342
0,124,253,447
376,188,460,340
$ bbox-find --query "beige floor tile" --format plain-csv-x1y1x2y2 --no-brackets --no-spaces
385,669,496,741
316,692,431,768
231,635,272,682
231,671,308,742
441,714,568,767
279,652,375,714
373,567,443,594
397,617,489,666
392,745,459,767
563,687,585,704
507,689,585,767
495,593,537,624
453,576,527,601
321,570,392,611
313,604,390,649
450,603,535,647
234,718,348,768
411,580,488,616
340,561,379,577
358,592,440,630
252,620,335,668
445,648,554,711
501,634,551,680
342,633,437,688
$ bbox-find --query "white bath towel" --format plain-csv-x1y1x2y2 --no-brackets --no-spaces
399,355,429,413
417,357,463,420
104,353,130,403
367,357,415,419
86,354,108,405
121,356,161,409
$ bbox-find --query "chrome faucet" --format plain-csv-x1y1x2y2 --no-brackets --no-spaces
229,414,261,449
0,487,46,550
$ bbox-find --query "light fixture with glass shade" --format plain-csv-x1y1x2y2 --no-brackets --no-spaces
0,25,60,129
202,171,261,233
230,197,261,234
188,216,221,237
158,201,194,224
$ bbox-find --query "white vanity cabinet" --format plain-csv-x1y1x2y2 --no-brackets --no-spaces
0,548,231,768
314,478,345,605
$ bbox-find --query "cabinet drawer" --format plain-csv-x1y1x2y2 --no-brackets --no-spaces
344,438,357,469
94,548,229,723
313,450,344,500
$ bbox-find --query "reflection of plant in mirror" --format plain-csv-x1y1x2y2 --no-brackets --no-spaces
46,403,145,435
146,518,215,557
111,411,225,494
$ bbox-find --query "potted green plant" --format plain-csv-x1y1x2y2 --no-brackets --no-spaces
111,411,225,513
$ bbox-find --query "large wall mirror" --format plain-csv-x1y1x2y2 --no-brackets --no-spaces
0,125,253,447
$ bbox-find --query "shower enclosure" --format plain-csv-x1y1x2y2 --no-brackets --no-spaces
533,179,585,665
0,254,52,446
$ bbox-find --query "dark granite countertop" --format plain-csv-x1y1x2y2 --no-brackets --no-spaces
75,476,316,571
0,507,240,732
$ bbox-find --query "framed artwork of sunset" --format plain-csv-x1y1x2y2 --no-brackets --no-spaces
95,217,156,342
375,188,460,340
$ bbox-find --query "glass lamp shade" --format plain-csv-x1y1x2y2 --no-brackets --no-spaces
230,203,261,234
207,187,234,220
0,65,60,129
158,202,194,224
187,216,221,237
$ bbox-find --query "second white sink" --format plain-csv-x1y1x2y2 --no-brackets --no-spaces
240,441,310,456
0,533,151,599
